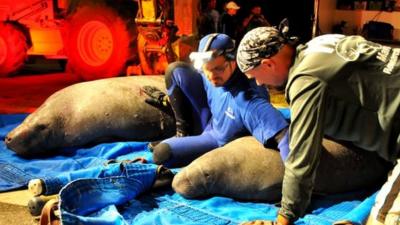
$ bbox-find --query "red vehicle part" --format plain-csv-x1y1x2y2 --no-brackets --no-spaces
65,4,137,80
0,23,28,77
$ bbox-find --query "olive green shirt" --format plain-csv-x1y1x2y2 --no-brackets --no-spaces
280,34,400,221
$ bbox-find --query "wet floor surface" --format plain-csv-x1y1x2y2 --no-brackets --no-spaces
0,189,37,225
0,202,37,225
0,59,81,114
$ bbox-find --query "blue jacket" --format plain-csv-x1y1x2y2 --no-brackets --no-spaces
202,69,288,147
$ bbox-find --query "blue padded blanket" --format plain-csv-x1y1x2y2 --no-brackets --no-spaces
0,114,377,225
0,114,153,191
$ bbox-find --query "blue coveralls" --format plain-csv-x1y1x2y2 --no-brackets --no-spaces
161,64,289,167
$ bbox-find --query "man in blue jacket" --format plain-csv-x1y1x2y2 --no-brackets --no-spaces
144,33,289,167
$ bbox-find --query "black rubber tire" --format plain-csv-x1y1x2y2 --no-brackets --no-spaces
0,23,28,77
65,4,137,80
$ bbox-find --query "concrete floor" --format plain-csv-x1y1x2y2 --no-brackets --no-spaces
0,190,37,225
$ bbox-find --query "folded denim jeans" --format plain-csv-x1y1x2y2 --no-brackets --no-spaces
42,161,129,195
59,163,158,225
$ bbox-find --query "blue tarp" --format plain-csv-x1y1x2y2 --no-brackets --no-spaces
0,114,153,191
0,114,377,225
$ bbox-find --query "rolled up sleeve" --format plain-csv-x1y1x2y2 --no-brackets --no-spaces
242,97,288,145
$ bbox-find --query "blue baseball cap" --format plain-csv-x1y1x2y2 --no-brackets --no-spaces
190,33,236,70
197,33,235,52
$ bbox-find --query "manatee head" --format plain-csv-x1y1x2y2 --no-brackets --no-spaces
172,160,217,198
5,109,65,157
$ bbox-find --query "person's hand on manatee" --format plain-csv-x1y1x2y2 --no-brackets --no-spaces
240,220,276,225
241,217,292,225
142,85,170,109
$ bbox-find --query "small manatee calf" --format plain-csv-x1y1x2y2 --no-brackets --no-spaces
173,136,389,201
5,76,175,157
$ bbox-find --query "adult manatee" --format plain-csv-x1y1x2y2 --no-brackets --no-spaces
5,76,175,157
173,136,389,201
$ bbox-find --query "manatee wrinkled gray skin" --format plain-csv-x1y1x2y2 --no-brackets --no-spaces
173,136,389,202
5,76,175,157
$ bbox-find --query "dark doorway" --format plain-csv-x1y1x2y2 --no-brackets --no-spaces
217,0,314,43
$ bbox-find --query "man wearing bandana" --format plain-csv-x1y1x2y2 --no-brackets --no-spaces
237,19,400,225
143,33,289,168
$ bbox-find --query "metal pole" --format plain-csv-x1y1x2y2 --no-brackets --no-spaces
312,0,320,38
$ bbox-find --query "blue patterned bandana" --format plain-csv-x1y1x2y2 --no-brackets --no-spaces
237,19,298,73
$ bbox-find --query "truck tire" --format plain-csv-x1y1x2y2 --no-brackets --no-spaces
0,23,28,77
65,4,137,80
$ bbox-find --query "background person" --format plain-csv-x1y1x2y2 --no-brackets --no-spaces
197,0,220,38
219,1,241,41
239,5,271,37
